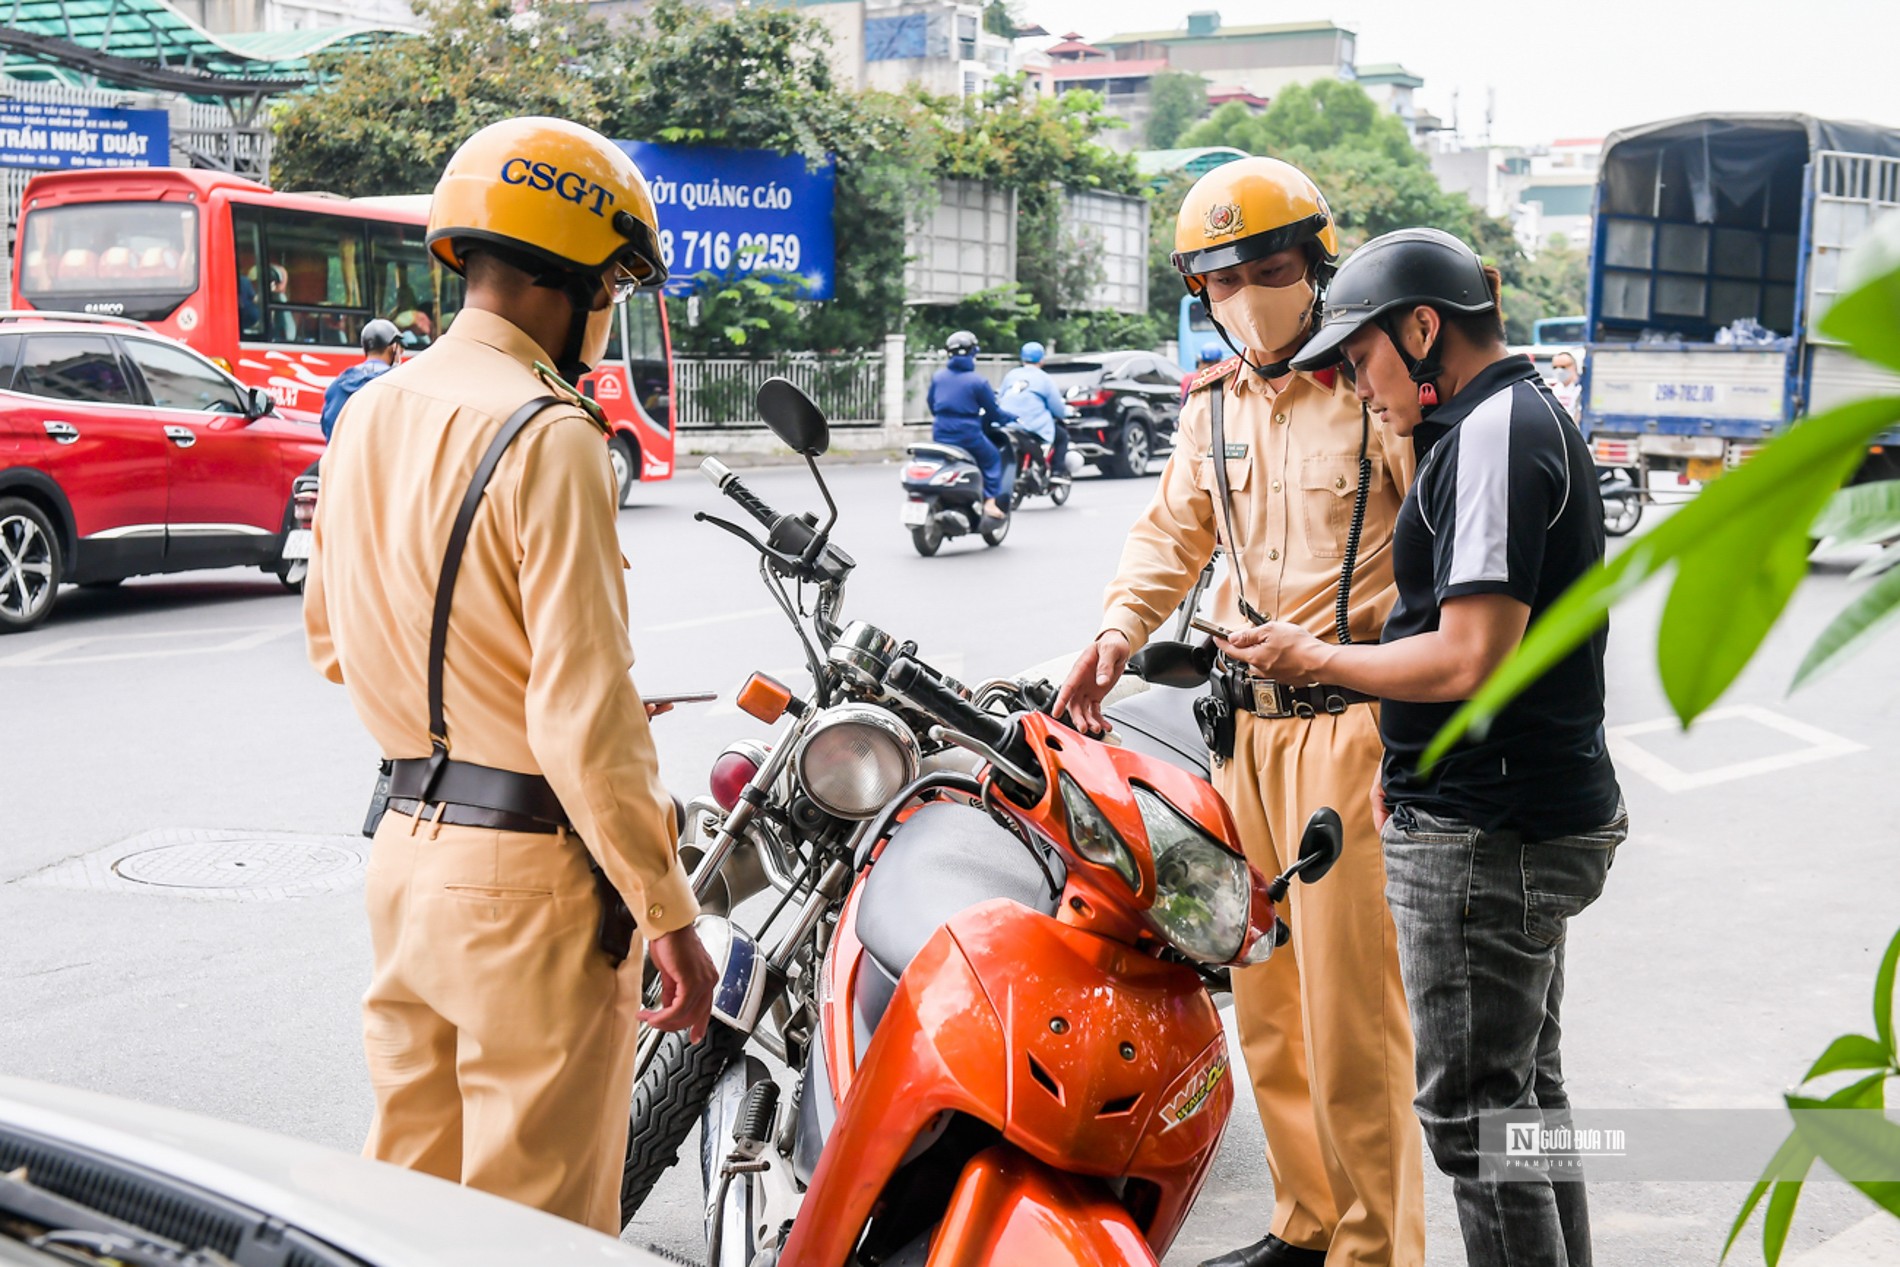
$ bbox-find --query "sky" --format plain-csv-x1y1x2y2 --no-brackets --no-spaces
1023,0,1900,146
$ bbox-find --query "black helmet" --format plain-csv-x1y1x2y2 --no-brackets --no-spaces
1291,228,1495,373
945,330,979,356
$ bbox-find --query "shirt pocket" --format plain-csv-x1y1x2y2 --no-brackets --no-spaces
1192,453,1254,547
1300,454,1384,560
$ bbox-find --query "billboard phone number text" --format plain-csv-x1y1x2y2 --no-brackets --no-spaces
659,229,803,275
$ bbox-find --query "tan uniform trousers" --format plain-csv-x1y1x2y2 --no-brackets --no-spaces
1215,704,1425,1267
361,807,639,1235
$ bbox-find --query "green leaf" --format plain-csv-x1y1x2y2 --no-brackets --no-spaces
1812,480,1900,547
1791,563,1900,688
1421,396,1900,769
1723,1130,1815,1261
1802,1034,1897,1083
1787,1091,1900,1220
1817,209,1900,374
1763,1171,1809,1265
1878,925,1900,1058
1848,540,1900,582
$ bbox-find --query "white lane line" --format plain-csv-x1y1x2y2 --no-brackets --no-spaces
1608,705,1866,793
0,625,299,667
642,606,778,634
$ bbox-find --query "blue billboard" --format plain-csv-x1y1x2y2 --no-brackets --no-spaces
0,99,170,170
617,142,837,300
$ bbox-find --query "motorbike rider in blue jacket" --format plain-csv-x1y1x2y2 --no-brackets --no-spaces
928,330,1009,522
999,340,1072,485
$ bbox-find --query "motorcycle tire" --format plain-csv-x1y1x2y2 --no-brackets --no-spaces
1050,478,1072,507
910,521,943,557
620,1021,747,1227
981,514,1010,547
1603,495,1643,537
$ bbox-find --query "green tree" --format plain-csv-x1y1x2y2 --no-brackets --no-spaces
1501,234,1588,344
1146,71,1209,150
982,0,1018,38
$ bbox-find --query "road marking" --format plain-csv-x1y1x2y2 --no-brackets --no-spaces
0,624,299,667
642,606,778,634
1608,705,1866,793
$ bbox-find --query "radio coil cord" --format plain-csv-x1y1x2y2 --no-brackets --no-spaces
1333,403,1372,646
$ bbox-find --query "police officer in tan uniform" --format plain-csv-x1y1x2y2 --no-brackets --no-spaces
304,116,717,1233
1057,158,1425,1267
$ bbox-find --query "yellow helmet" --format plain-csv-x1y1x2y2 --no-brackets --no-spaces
1171,156,1338,294
426,116,667,288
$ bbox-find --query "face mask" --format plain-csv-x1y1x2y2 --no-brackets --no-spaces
1209,278,1315,363
1555,367,1576,383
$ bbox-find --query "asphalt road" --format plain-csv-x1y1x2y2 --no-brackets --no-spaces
2,456,1897,1266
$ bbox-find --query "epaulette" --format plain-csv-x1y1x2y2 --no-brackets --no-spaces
1190,357,1242,393
533,360,610,432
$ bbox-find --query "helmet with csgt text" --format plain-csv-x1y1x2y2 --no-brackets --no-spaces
426,116,667,288
1171,156,1338,295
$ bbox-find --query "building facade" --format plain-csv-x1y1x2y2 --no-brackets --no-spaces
804,0,1012,98
1095,12,1355,100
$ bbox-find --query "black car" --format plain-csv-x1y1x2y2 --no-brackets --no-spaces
1043,351,1186,478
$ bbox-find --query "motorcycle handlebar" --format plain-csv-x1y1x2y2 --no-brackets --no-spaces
699,457,779,532
885,657,1009,750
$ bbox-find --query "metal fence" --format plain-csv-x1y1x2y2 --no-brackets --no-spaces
675,356,887,429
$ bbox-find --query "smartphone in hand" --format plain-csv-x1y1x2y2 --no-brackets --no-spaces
643,690,719,706
1188,615,1237,641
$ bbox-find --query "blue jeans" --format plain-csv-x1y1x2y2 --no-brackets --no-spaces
1381,802,1626,1267
933,415,1006,502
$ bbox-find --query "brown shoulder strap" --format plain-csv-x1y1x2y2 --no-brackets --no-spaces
1208,385,1268,627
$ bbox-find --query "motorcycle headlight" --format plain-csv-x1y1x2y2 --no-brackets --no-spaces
1134,784,1250,964
793,704,920,820
1058,772,1140,892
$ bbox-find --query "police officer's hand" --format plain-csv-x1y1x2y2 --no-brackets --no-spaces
1055,631,1131,736
1218,621,1328,680
641,926,719,1042
645,702,674,721
1371,781,1389,833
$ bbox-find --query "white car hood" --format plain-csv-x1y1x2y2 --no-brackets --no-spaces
0,1077,669,1267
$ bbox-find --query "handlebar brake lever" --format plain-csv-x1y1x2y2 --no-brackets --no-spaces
694,512,806,574
926,725,1045,802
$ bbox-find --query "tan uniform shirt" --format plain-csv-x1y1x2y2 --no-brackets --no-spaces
304,308,697,935
1102,363,1415,652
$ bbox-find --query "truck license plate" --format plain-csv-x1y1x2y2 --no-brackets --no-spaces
1685,457,1724,482
900,500,931,527
282,529,313,560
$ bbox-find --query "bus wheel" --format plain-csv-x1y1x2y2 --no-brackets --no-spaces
609,435,639,507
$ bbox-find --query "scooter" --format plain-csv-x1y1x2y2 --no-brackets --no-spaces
1004,422,1082,510
900,423,1061,557
1599,466,1642,537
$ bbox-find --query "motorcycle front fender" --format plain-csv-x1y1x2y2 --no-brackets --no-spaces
924,1145,1157,1267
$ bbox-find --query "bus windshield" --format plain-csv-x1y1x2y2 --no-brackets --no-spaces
18,202,198,315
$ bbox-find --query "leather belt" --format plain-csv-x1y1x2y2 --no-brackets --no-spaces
1216,664,1375,720
386,756,571,829
385,797,560,835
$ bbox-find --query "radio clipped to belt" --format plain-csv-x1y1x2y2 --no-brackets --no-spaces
360,394,638,967
1194,384,1373,765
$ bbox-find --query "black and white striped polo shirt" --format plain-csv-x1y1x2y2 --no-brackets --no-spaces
1380,356,1622,838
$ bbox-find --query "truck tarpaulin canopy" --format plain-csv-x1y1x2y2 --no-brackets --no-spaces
1601,113,1900,227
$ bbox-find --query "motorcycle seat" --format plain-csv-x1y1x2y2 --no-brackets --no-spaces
908,442,973,465
1104,685,1212,781
852,800,1062,1036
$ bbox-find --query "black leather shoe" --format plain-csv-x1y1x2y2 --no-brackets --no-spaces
1196,1232,1329,1267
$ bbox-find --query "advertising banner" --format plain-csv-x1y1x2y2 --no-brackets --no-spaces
0,99,170,170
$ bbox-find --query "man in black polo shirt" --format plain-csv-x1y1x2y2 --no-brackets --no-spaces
1215,227,1625,1267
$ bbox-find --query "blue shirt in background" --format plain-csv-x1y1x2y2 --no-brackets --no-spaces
998,364,1070,442
320,358,391,441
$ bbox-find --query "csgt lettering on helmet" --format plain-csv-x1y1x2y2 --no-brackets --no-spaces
499,157,617,218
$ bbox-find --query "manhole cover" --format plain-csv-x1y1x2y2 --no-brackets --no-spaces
114,839,359,890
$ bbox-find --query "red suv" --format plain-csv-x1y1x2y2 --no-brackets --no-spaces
0,312,323,632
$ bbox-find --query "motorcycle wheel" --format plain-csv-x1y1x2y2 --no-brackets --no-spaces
910,520,944,556
1603,494,1643,537
620,1021,747,1227
1050,478,1072,507
981,514,1010,547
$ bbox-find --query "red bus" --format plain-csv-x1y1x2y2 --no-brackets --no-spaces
9,168,677,497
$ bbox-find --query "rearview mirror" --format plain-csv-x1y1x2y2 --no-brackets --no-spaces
1125,639,1216,689
756,377,830,457
246,386,277,421
1294,807,1343,884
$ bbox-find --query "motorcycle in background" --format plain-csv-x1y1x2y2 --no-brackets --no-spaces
899,422,1074,557
1600,466,1643,536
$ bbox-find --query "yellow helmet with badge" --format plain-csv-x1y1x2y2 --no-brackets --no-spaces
426,116,667,289
1170,156,1338,295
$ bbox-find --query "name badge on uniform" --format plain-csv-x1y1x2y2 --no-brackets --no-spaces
1208,443,1249,460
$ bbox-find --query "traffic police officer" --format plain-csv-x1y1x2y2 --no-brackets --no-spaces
304,116,716,1233
1057,158,1425,1267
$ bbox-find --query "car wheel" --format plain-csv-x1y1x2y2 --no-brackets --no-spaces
608,435,638,507
1106,419,1152,478
0,496,62,633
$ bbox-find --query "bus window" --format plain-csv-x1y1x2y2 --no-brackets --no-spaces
370,222,450,349
623,294,670,432
234,213,265,339
244,205,369,347
18,202,198,321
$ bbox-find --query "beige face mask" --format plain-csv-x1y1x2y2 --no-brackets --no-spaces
1210,278,1316,363
578,302,615,373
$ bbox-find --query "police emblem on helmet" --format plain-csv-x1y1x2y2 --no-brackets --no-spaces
1204,202,1245,239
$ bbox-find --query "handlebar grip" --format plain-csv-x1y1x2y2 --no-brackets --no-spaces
698,456,779,531
885,657,1008,749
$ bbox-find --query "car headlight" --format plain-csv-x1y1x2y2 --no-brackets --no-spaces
1058,772,1139,892
793,704,920,820
1134,784,1250,964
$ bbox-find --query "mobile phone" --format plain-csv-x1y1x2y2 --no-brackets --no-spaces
644,690,719,706
1188,615,1237,640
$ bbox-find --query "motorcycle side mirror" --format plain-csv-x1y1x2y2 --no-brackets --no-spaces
1268,807,1343,901
1125,639,1217,689
756,377,831,457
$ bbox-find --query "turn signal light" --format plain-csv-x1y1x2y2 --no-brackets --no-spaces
709,748,763,812
737,673,794,723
